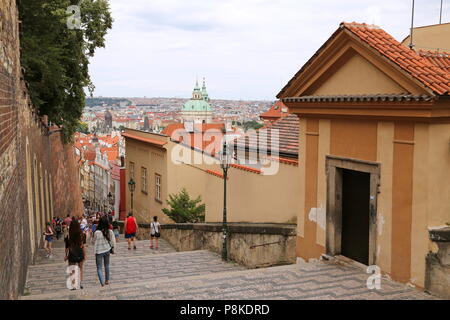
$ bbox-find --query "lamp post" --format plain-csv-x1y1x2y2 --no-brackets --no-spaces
128,178,136,213
219,140,232,261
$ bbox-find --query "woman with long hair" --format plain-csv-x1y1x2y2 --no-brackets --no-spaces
64,219,86,289
94,216,116,286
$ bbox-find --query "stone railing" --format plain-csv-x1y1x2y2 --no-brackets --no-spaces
118,221,297,268
425,227,450,299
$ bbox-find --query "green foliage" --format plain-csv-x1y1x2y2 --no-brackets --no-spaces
76,121,89,134
19,0,113,143
162,188,206,223
243,120,264,131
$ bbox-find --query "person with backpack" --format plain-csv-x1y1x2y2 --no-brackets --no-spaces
124,212,138,250
55,220,62,240
149,216,161,250
64,219,86,289
94,216,116,286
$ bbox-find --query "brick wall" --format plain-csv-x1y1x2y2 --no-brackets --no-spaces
0,0,83,299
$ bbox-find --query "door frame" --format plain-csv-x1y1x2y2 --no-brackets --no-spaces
325,155,380,266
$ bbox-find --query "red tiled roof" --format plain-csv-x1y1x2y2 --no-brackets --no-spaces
230,164,261,174
233,113,299,158
260,101,289,120
122,132,167,147
162,123,227,155
267,156,299,166
418,50,450,72
84,148,96,161
162,123,225,137
205,169,225,179
102,149,118,161
342,22,450,95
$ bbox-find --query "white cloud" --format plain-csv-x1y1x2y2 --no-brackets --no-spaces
88,0,449,100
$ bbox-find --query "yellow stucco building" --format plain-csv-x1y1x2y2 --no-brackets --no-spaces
277,22,450,289
122,117,301,226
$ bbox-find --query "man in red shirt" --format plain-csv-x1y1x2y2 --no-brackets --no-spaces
124,212,138,250
63,214,72,228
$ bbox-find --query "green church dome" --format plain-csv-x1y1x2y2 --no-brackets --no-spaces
182,78,212,112
183,99,212,112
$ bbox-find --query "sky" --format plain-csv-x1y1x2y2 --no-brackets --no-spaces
88,0,450,100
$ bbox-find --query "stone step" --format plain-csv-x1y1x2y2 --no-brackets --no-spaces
32,237,176,266
21,260,436,300
21,263,296,300
24,248,246,296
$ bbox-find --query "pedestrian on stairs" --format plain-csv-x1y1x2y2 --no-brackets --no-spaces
94,216,116,287
43,222,54,258
149,216,161,250
64,219,86,289
124,212,138,250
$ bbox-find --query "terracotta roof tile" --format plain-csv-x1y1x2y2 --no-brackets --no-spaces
233,113,299,158
205,169,225,179
342,22,450,95
122,132,167,147
419,50,450,73
230,164,261,174
260,101,289,121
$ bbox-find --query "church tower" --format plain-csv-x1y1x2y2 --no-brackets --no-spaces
181,78,213,124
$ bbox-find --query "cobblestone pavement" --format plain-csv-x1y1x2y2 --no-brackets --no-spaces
21,238,437,300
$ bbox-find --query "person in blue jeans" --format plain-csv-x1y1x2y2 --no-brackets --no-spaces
94,216,116,286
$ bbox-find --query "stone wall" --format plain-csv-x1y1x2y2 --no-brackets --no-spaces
425,227,450,299
122,222,297,268
0,0,83,299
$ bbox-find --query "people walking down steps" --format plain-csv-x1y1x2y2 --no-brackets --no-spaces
64,219,86,290
94,216,116,287
150,216,161,250
124,212,138,250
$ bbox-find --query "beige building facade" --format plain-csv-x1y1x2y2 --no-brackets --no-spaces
278,22,450,288
123,128,299,225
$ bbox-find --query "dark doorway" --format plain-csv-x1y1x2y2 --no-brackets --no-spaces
341,169,370,265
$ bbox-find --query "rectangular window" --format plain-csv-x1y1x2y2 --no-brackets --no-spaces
141,167,147,194
129,161,135,179
155,174,161,202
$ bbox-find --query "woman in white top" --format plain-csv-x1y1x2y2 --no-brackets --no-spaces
150,216,161,250
94,216,116,286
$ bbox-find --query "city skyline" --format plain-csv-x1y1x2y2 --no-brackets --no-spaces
89,0,450,100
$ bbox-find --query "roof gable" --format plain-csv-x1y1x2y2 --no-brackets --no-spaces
277,22,450,99
311,52,406,96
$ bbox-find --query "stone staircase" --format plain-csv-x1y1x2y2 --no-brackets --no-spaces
21,237,437,300
21,236,246,300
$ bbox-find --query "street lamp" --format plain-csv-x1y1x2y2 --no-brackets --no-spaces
128,178,136,213
219,140,232,261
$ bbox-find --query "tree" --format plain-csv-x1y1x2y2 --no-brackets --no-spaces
243,120,263,131
18,0,113,143
75,121,89,134
162,189,205,223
